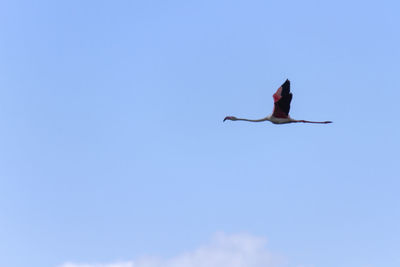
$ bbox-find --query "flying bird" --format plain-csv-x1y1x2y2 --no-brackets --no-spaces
224,79,332,125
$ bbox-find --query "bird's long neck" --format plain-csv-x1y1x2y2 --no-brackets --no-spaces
235,117,271,122
293,120,332,124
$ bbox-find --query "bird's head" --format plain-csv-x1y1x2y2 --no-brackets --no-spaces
223,116,238,122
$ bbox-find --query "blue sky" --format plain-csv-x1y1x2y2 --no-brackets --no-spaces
0,0,399,267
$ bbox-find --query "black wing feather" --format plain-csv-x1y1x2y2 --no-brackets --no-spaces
276,79,293,116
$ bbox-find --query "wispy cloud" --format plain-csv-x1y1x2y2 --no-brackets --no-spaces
59,233,287,267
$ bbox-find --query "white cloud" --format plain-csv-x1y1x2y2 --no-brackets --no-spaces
59,233,287,267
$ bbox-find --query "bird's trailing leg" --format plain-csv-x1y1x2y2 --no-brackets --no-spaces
294,120,332,124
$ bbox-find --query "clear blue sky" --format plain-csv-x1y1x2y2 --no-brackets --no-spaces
1,1,399,267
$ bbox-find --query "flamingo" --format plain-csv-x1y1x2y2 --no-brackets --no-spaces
223,79,332,125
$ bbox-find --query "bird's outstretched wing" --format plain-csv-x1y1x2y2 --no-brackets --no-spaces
272,79,293,118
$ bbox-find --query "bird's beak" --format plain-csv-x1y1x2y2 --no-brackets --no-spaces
223,116,229,122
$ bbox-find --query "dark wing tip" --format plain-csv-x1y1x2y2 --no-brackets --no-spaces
282,79,290,90
280,79,291,98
